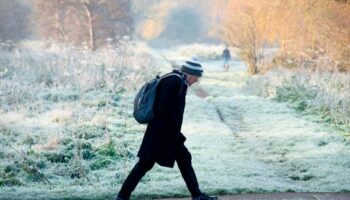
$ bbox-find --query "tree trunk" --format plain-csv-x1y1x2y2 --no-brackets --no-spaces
248,62,258,75
82,0,95,50
247,50,258,75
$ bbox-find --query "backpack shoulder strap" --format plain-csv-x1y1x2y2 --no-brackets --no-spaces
159,72,185,94
160,72,185,83
160,72,182,80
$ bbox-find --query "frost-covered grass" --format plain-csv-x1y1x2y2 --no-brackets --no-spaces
135,63,350,198
246,68,350,136
0,44,160,199
1,43,350,200
133,69,350,198
198,71,350,192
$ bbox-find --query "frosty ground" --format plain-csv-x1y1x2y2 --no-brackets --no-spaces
129,50,350,198
131,49,350,198
1,45,350,200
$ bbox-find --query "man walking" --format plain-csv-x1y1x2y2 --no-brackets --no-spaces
116,58,217,200
222,46,231,71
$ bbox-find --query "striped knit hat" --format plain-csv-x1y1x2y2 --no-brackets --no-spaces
181,56,203,77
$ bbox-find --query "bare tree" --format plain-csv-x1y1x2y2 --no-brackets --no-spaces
220,0,350,73
221,0,272,75
31,0,133,50
81,0,95,50
31,1,68,42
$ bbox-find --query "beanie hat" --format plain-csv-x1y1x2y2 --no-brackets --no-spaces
181,56,203,77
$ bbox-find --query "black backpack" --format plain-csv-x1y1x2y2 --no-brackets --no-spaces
133,71,185,124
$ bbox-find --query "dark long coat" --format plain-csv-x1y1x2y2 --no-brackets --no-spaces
137,70,188,168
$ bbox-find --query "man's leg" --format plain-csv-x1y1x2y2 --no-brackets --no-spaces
175,143,202,198
117,159,155,200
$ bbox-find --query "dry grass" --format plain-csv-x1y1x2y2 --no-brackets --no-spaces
0,41,159,193
246,67,350,135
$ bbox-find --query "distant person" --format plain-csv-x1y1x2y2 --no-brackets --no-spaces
222,46,231,71
115,58,217,200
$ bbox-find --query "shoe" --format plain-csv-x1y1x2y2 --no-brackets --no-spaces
192,193,218,200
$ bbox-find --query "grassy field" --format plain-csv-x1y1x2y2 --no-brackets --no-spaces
1,43,350,200
0,43,160,199
246,68,350,136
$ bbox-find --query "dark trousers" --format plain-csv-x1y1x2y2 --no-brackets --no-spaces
117,144,202,199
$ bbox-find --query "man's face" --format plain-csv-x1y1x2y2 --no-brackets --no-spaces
186,74,200,86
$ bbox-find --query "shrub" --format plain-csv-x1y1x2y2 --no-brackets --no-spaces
96,140,118,158
81,149,95,160
90,158,113,170
80,141,95,160
0,178,24,186
77,125,106,140
44,152,73,163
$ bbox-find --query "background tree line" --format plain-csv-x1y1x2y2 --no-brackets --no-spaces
1,0,349,70
0,0,133,50
0,0,217,50
220,0,350,75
